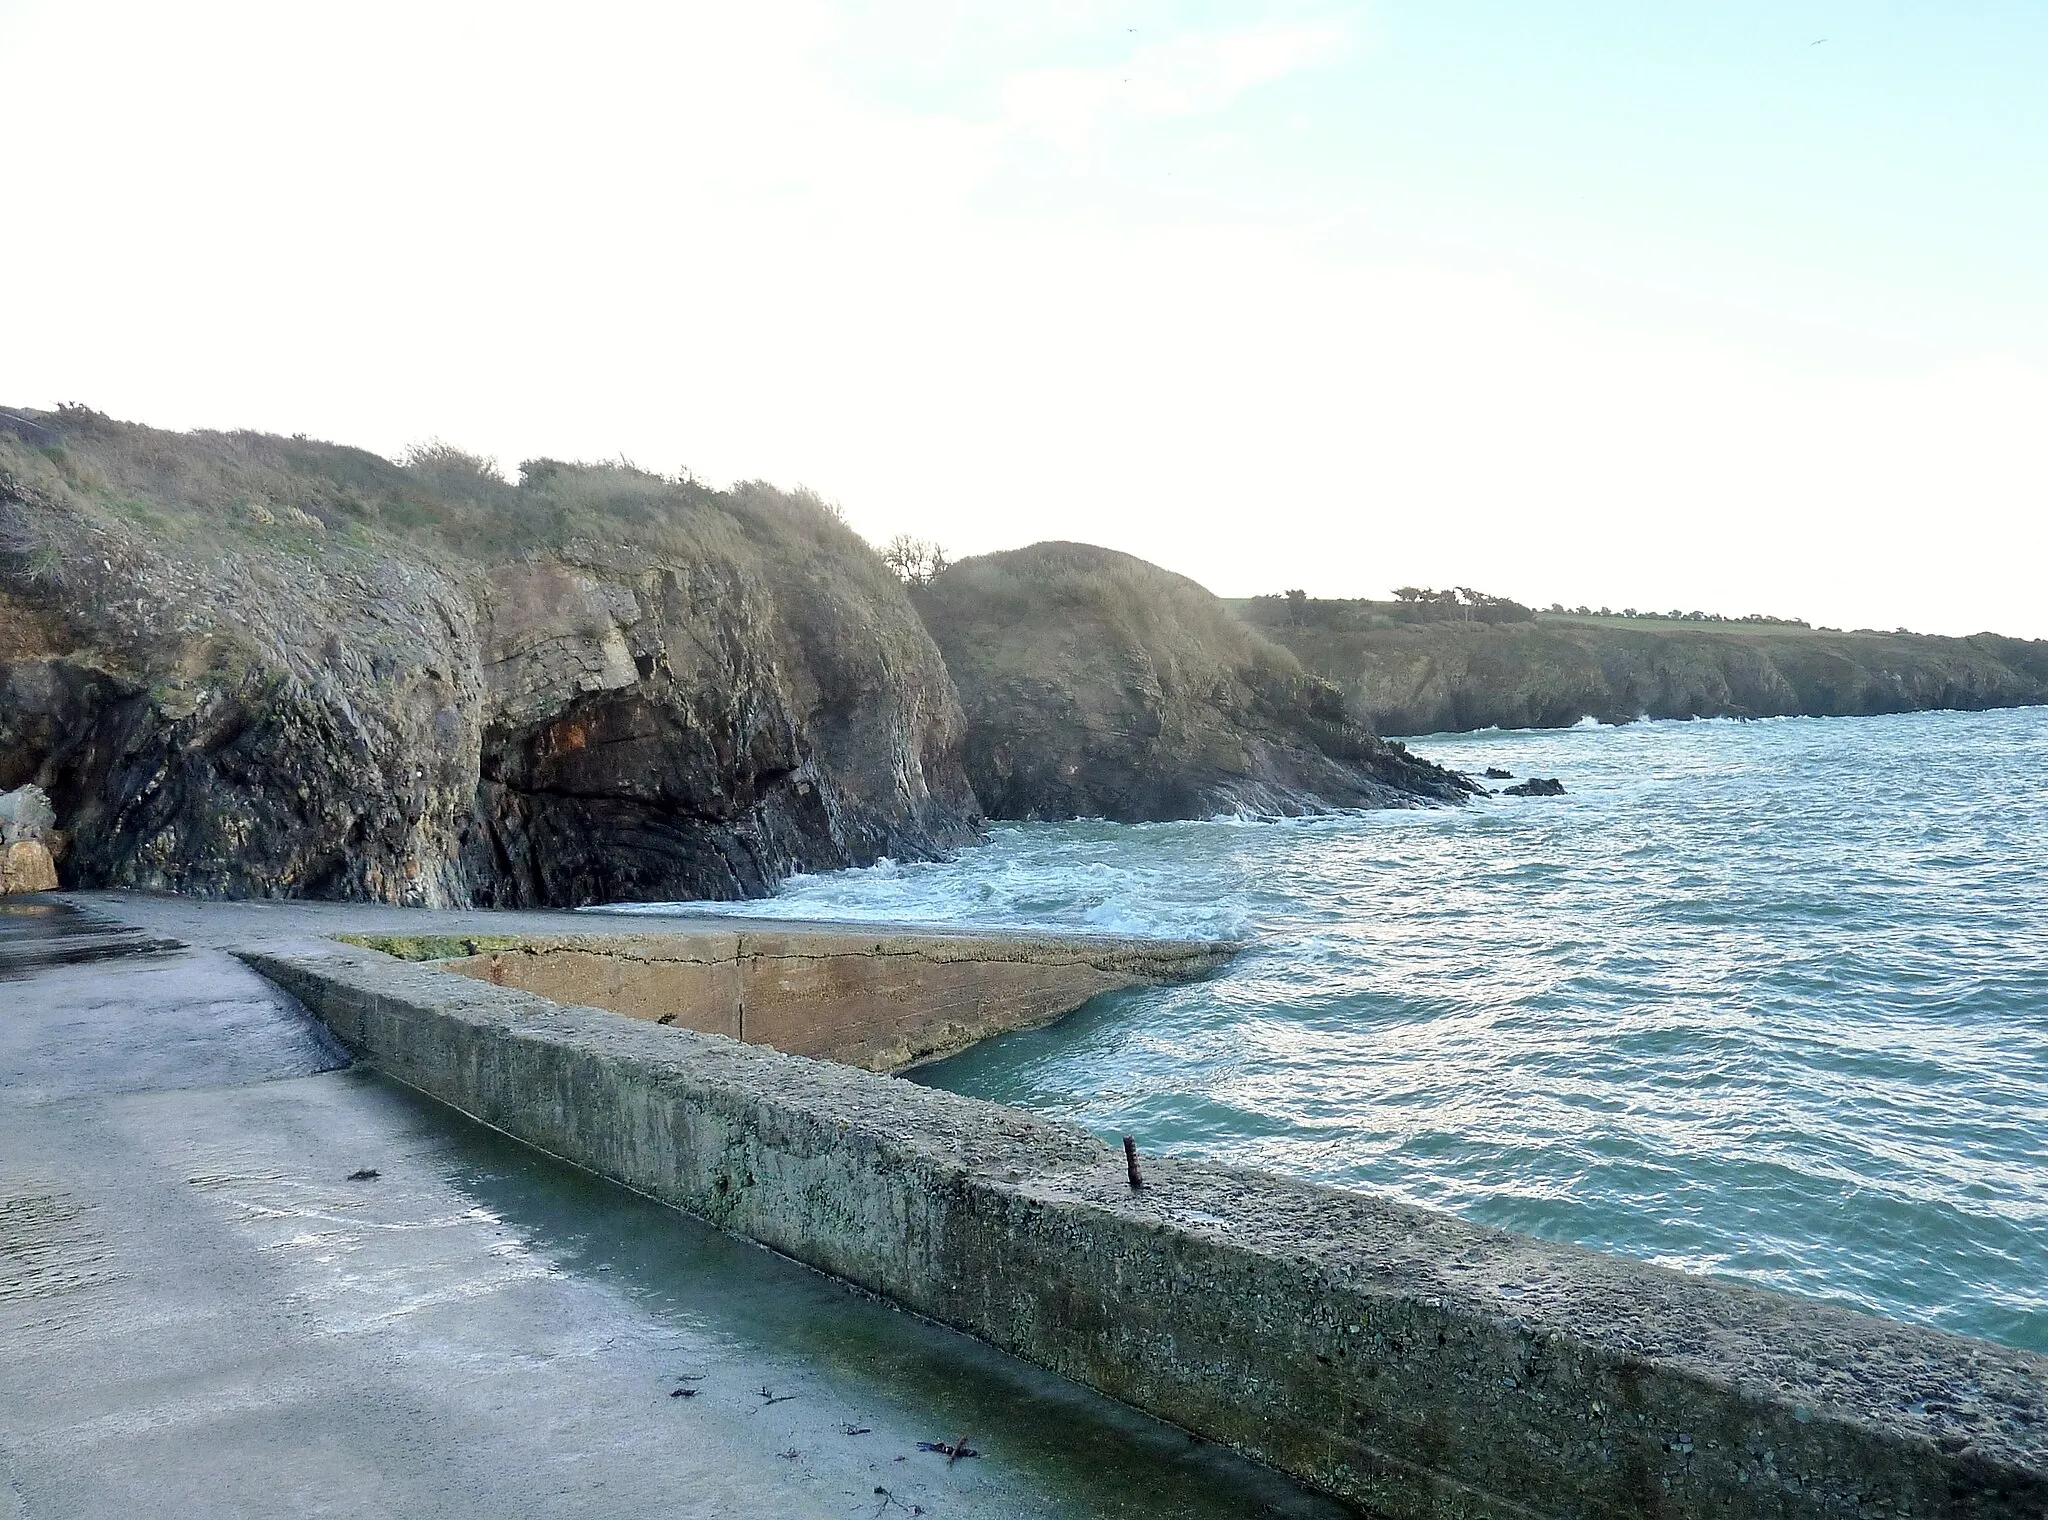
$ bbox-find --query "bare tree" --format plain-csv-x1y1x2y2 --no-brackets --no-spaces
879,533,950,585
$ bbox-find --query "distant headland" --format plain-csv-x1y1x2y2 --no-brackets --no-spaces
1233,588,2048,736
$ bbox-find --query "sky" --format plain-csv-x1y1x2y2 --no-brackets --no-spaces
3,1,2044,636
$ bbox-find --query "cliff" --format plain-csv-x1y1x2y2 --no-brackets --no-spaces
0,407,980,906
912,544,1474,821
1234,600,2048,735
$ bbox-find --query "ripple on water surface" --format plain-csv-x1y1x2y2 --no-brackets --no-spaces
618,707,2048,1352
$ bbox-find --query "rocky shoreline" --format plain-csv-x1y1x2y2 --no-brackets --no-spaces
1,410,1470,907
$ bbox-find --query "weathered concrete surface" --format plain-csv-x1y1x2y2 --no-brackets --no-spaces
0,901,1342,1518
253,940,2048,1520
390,928,1234,1072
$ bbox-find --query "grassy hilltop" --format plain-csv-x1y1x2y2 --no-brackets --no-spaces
1231,595,2048,736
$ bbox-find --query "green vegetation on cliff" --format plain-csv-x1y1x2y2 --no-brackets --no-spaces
1233,597,2048,736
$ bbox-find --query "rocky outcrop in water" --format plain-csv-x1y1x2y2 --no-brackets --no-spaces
0,408,979,906
912,543,1476,821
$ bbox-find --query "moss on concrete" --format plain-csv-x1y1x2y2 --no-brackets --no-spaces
336,932,525,961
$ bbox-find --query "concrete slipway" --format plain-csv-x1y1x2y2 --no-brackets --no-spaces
0,893,1337,1518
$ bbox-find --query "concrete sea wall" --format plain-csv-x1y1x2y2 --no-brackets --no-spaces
340,927,1232,1073
248,941,2048,1519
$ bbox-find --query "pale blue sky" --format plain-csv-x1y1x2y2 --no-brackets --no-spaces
821,2,2048,363
4,2,2044,634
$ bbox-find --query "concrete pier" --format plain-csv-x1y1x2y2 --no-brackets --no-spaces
250,930,2048,1520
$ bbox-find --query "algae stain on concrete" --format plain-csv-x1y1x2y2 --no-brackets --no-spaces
335,933,524,961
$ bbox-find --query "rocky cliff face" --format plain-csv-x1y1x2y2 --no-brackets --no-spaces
912,543,1474,821
0,408,979,906
1244,613,2048,735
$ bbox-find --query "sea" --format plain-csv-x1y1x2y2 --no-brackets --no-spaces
616,706,2048,1354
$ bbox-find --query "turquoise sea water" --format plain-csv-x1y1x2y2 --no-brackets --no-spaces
623,707,2048,1352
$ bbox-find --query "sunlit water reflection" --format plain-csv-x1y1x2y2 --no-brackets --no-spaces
621,707,2048,1351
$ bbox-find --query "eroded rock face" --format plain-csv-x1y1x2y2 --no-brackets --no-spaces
0,409,979,906
0,539,482,902
913,542,1475,821
463,544,979,906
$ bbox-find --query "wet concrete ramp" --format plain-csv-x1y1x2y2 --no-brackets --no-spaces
0,898,1340,1519
0,899,183,979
